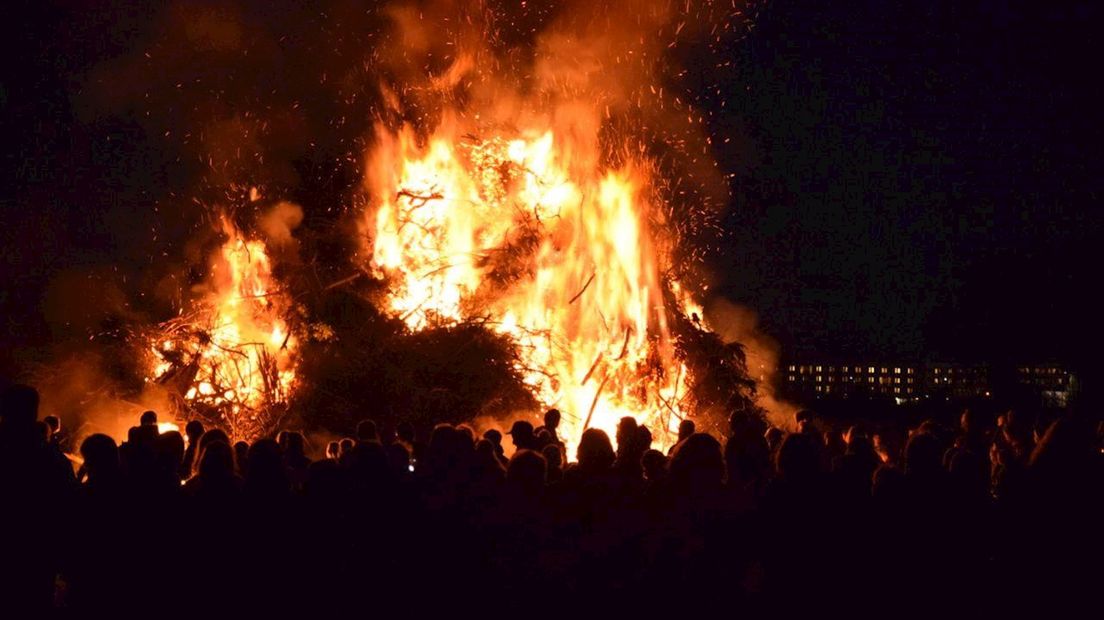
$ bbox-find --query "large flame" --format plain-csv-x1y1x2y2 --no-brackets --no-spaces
147,216,298,441
368,115,700,453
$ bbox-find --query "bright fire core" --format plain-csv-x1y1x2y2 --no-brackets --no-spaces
148,217,298,441
368,120,700,454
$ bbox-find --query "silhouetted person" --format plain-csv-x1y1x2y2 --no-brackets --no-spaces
764,426,784,455
0,385,75,613
67,434,126,610
473,438,506,489
43,414,71,453
339,437,354,457
386,441,411,478
725,410,771,498
242,439,291,504
506,449,547,497
80,434,122,488
535,427,555,450
542,443,564,484
357,419,380,444
762,431,831,607
483,428,510,468
282,431,312,490
670,433,725,498
181,419,205,477
614,417,646,482
642,449,667,482
668,419,695,455
536,408,565,453
127,410,160,450
833,425,880,500
661,433,733,606
240,438,296,607
155,430,186,489
233,440,250,476
184,440,241,503
195,426,227,450
396,421,424,465
507,420,537,452
575,428,615,475
343,433,390,497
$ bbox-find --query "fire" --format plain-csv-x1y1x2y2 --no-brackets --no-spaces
146,216,298,441
368,119,700,453
157,422,180,435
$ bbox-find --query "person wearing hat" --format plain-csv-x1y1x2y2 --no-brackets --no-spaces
507,420,537,452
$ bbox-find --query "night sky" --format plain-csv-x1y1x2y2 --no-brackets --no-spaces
2,1,1101,377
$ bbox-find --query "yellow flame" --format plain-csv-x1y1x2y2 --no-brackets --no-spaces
368,121,698,454
148,216,298,441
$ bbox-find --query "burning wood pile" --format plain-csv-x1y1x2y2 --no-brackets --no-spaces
143,217,299,442
116,2,764,450
365,123,754,453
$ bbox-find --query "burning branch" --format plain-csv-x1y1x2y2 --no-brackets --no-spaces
568,272,596,305
141,216,301,442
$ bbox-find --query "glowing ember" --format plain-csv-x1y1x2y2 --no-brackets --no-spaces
367,120,701,454
146,216,298,441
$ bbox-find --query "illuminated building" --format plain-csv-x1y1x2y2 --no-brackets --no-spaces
782,360,1076,406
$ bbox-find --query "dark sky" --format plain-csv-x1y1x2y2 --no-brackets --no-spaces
1,0,1101,375
706,1,1102,364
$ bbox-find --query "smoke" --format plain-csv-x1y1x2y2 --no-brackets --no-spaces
30,353,178,452
257,200,305,251
704,298,798,431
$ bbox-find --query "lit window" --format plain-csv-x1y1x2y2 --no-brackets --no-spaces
868,377,874,383
868,367,875,374
894,387,901,394
935,368,941,374
816,365,822,372
788,365,795,372
907,368,914,374
881,367,888,374
816,375,822,382
895,377,901,384
894,367,901,374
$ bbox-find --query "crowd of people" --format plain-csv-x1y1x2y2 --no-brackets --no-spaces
1,383,1102,614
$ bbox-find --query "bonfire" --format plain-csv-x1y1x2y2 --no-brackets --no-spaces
366,122,745,453
144,216,299,442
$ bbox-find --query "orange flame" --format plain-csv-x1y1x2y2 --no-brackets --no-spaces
367,116,700,454
148,216,298,441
